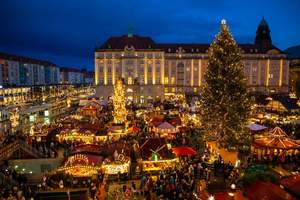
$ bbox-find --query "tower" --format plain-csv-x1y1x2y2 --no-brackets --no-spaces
113,79,127,124
255,17,272,50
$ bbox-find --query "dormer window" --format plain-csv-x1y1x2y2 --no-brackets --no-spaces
168,48,171,52
108,45,111,49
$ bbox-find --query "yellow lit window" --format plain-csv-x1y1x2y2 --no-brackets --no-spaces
164,88,168,93
171,88,175,93
164,77,169,84
194,87,197,92
171,77,175,84
128,77,133,85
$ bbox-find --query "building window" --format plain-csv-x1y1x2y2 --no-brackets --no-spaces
171,77,175,84
128,77,133,85
194,87,197,92
171,88,175,93
164,77,169,84
269,74,273,79
156,67,160,73
164,88,168,93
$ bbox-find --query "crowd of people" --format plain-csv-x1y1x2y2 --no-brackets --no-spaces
0,166,35,200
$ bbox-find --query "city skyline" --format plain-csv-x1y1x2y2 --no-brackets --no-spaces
0,0,300,70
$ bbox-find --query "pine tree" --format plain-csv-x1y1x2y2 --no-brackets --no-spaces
113,79,127,124
201,20,251,148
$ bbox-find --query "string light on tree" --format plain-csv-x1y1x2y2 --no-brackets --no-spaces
113,79,127,124
201,19,251,148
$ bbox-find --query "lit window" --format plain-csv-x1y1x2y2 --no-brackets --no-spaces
164,88,168,93
171,77,175,84
172,88,175,92
128,77,133,85
194,87,197,92
164,77,169,84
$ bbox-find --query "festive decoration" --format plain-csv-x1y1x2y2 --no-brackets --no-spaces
10,108,20,133
113,79,127,124
201,19,251,147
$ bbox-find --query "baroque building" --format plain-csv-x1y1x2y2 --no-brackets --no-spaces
95,19,289,103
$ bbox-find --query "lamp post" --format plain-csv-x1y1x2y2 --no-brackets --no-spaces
228,183,236,199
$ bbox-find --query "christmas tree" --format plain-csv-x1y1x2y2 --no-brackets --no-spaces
113,79,127,124
201,20,251,147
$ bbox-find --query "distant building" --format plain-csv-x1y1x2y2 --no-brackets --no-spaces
0,52,60,87
60,67,84,84
95,18,289,103
289,59,300,96
60,67,94,84
82,70,94,84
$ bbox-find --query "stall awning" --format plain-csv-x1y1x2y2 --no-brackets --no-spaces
172,146,197,157
246,123,267,131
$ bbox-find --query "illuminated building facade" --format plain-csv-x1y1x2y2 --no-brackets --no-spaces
95,19,289,103
0,52,60,87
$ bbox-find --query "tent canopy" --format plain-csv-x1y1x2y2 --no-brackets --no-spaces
172,146,197,157
246,123,267,131
253,127,300,150
157,122,175,129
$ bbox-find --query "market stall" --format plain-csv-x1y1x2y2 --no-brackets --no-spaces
127,125,140,134
152,122,179,138
172,146,197,157
252,127,300,160
56,153,102,177
139,138,178,173
107,125,127,141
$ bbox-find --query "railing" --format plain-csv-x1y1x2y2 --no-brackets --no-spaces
0,139,47,160
0,141,19,160
18,140,47,158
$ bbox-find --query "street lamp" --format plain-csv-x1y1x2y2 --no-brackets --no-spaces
208,195,215,200
228,183,236,199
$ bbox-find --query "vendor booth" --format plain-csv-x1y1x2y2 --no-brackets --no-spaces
252,127,300,160
56,153,102,177
139,138,179,173
152,122,179,138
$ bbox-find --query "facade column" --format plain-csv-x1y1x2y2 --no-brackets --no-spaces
199,59,202,86
95,59,99,85
191,59,194,86
161,53,165,85
279,59,283,87
112,56,115,85
152,54,155,85
144,55,147,85
104,53,107,85
121,54,125,79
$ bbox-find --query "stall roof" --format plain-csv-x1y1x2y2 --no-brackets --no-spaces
245,123,267,131
245,181,295,200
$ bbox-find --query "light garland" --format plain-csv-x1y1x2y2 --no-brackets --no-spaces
113,79,127,124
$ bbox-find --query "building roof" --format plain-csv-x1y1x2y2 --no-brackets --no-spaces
0,52,56,66
98,34,156,50
96,34,284,54
60,67,83,73
139,138,173,160
281,174,300,199
245,123,268,131
245,181,296,200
